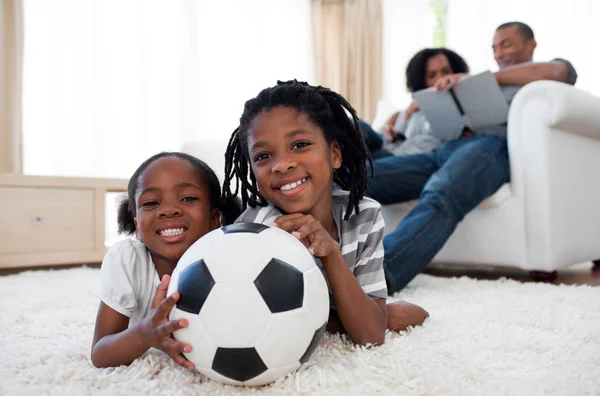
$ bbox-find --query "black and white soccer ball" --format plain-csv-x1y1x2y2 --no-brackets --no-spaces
167,223,330,386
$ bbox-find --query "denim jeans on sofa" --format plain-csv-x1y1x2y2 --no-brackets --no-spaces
366,135,510,293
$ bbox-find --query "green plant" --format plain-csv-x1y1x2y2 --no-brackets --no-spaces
430,0,447,47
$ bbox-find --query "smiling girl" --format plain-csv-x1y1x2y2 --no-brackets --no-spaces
91,152,240,369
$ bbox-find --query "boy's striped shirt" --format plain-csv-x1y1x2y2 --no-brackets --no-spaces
235,190,388,302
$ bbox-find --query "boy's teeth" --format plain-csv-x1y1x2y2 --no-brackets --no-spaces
160,228,184,237
280,177,307,191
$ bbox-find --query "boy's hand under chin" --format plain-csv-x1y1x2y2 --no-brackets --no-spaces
269,214,339,258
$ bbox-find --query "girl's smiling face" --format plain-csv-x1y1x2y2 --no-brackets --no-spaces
247,106,342,219
134,156,220,269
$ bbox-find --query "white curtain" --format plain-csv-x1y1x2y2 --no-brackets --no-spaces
446,0,600,96
186,0,314,148
22,0,314,179
380,0,436,112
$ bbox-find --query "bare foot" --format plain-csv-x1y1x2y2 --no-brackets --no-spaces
386,300,429,331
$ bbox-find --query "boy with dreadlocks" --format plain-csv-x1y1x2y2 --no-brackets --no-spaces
222,80,429,345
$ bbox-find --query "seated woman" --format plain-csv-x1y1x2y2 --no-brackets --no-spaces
362,48,469,158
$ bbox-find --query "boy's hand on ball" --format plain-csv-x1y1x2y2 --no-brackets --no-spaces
270,214,339,257
141,275,195,371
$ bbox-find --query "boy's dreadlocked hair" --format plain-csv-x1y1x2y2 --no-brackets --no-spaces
222,80,373,220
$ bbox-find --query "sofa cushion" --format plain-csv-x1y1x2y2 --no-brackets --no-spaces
380,182,512,218
478,183,512,208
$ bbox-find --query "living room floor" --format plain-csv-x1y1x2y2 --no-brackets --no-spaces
3,261,598,394
2,262,599,286
425,262,600,286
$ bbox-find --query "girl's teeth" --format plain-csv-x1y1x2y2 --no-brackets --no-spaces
280,178,307,191
160,228,184,237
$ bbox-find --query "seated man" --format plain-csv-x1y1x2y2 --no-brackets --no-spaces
366,21,578,294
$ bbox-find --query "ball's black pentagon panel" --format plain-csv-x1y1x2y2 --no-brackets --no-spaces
222,223,270,234
176,259,215,314
254,258,304,313
212,347,268,382
299,322,326,363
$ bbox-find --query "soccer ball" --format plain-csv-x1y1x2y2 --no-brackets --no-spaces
167,223,330,386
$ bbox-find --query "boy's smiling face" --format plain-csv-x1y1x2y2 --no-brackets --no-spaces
247,106,342,219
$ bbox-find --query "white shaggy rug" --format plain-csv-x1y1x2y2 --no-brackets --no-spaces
1,267,599,396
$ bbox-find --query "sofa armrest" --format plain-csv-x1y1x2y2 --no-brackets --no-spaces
507,80,600,267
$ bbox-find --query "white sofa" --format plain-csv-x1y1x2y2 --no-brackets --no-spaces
381,80,600,272
183,80,600,273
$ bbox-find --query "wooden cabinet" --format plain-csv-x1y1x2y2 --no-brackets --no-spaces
0,174,127,268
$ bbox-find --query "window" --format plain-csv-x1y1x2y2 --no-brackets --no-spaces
380,0,438,110
22,0,314,179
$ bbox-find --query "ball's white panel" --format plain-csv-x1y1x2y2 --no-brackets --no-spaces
199,283,271,348
243,362,301,387
202,233,272,283
259,227,317,273
197,367,243,387
169,308,217,370
302,267,330,329
167,228,224,299
174,228,225,276
255,307,315,368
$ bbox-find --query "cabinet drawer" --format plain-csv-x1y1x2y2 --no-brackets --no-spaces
0,187,95,254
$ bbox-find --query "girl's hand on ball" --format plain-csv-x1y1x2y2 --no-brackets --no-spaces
270,214,339,258
140,275,195,371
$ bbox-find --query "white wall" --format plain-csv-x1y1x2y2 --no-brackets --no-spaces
21,0,314,179
380,0,436,114
446,0,600,95
181,0,315,145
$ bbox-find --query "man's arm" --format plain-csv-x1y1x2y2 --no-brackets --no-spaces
494,61,571,87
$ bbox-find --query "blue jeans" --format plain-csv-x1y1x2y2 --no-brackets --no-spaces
359,119,394,159
366,135,510,294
